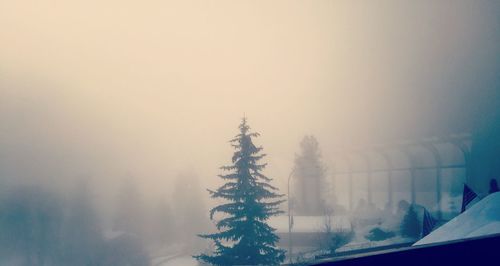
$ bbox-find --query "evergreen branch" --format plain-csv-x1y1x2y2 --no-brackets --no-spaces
218,173,238,179
254,171,272,181
220,165,237,171
255,181,279,190
209,202,244,220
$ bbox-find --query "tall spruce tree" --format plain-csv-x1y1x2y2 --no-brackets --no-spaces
195,118,285,266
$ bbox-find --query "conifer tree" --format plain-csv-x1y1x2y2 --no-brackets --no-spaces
293,135,327,215
195,118,286,266
400,205,421,239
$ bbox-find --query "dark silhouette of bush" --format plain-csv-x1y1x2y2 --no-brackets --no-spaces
365,227,396,241
400,205,421,239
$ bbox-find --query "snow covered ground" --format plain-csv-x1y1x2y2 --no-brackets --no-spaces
149,242,201,266
157,256,199,266
414,192,500,245
336,236,413,253
268,215,351,233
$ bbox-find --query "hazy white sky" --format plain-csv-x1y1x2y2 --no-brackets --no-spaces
1,1,499,200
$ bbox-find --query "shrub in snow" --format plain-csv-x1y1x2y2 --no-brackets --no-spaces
317,213,355,254
365,227,396,242
400,205,421,239
330,230,355,253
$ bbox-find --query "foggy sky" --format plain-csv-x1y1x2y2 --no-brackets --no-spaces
1,1,499,201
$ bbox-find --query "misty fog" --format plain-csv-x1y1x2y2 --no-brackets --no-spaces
1,1,499,265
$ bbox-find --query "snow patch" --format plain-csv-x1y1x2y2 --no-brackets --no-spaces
158,256,199,266
414,192,500,246
268,215,351,233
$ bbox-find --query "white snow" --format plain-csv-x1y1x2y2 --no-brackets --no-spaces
268,215,351,233
157,256,199,266
467,221,500,238
414,192,500,246
336,236,413,253
151,254,180,266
